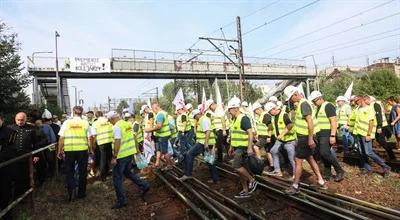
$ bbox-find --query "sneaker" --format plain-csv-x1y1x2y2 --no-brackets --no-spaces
287,175,295,181
319,182,328,190
334,171,345,182
179,175,193,181
266,170,283,177
234,191,251,199
383,167,391,178
248,180,258,194
284,186,300,195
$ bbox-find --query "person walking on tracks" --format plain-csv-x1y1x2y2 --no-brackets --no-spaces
57,106,92,201
92,111,114,181
283,86,327,195
309,91,345,182
180,109,219,183
106,111,150,209
227,96,258,199
387,96,400,150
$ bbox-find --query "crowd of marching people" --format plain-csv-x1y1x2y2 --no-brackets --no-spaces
1,84,400,217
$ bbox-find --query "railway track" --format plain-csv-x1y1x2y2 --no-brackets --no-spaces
215,161,400,220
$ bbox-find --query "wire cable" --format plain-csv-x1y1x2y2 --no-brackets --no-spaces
266,11,400,57
250,0,395,56
242,0,321,36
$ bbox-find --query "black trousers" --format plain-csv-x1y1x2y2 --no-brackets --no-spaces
0,166,13,220
65,150,88,197
98,143,112,179
34,151,47,185
316,135,343,175
44,148,56,177
14,158,30,198
375,129,396,160
215,130,225,162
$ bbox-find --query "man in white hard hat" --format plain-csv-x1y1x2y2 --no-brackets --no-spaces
185,103,196,145
253,102,274,171
283,86,326,195
208,101,227,163
268,96,278,104
336,96,353,153
264,102,296,178
309,91,345,182
227,96,258,198
176,104,191,153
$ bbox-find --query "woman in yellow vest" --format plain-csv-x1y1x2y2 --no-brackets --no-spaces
265,102,296,178
57,106,92,201
227,96,258,199
179,109,219,183
106,111,150,209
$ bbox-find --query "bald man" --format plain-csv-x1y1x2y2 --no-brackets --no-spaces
8,112,39,197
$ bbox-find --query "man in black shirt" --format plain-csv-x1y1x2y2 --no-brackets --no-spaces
310,91,345,182
8,112,39,197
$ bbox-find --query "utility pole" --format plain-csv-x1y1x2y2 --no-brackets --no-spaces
55,31,61,111
236,16,245,101
108,96,111,111
156,87,159,102
332,56,335,67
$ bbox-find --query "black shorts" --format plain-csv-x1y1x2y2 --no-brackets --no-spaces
295,135,314,159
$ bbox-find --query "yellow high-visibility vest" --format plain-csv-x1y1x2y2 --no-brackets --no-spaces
316,101,332,130
375,101,388,127
93,117,113,145
354,106,376,139
271,111,296,142
196,115,216,145
114,120,137,159
231,114,249,148
63,118,89,151
133,121,144,143
337,104,350,126
154,111,172,137
256,112,269,136
294,98,319,136
177,113,191,132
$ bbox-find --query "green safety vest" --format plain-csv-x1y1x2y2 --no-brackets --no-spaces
348,106,357,133
63,118,89,152
294,98,319,136
231,114,249,148
114,120,137,159
196,115,216,145
154,111,172,137
316,101,332,131
256,112,269,136
337,105,350,126
211,112,223,130
133,121,144,143
354,106,376,139
93,117,114,145
177,113,191,132
272,111,296,142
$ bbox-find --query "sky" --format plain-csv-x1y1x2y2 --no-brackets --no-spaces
1,0,399,108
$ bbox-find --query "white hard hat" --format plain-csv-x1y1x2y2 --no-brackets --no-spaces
336,96,347,102
241,101,248,107
264,102,277,113
106,111,119,119
227,96,241,109
369,96,376,102
192,109,201,117
252,102,262,111
283,85,299,101
140,105,149,112
122,108,129,113
124,112,132,118
205,99,214,110
185,103,193,110
268,96,278,102
42,109,53,119
176,104,184,112
308,91,322,102
276,101,283,108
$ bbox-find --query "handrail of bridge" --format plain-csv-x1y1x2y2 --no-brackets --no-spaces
0,143,57,218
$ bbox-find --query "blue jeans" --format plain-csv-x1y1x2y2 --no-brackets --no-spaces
155,136,170,154
112,155,149,204
340,126,353,152
358,136,389,171
186,128,195,147
184,143,219,182
270,140,296,174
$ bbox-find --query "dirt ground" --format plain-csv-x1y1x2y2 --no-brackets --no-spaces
14,172,194,220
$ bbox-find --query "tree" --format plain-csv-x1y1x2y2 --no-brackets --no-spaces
0,21,31,122
116,100,129,114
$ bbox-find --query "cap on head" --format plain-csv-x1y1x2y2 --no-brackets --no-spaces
268,96,278,102
252,102,262,111
264,102,277,113
283,85,299,101
308,91,322,102
227,96,241,109
124,112,132,118
106,111,119,120
192,109,201,117
336,96,347,102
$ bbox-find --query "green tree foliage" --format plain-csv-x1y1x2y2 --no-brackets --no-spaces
0,21,31,122
116,100,129,114
320,69,400,102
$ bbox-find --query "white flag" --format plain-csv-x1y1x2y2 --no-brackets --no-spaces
297,82,305,97
344,81,353,101
147,98,151,108
172,88,185,107
214,79,224,115
200,87,207,113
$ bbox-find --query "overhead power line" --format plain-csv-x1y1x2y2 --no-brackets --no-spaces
266,11,400,57
251,0,395,56
290,27,400,58
242,0,321,36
